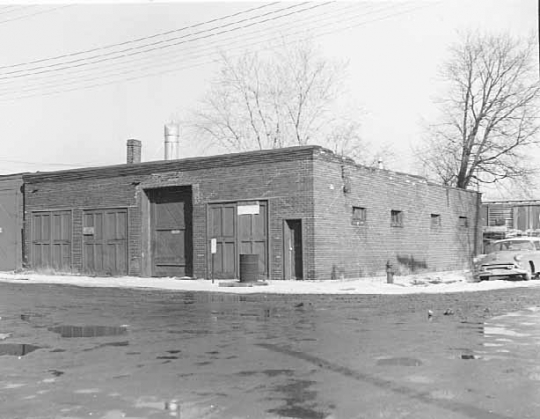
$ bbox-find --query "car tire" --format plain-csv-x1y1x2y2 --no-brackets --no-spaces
524,263,534,281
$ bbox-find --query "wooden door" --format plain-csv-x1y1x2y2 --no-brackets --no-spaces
208,204,237,278
31,211,71,272
0,188,18,270
83,209,127,276
149,188,192,277
208,201,268,279
284,219,303,280
238,201,268,278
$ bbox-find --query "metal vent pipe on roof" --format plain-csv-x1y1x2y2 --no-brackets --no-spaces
164,123,180,160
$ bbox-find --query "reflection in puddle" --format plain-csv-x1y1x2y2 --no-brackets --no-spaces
49,325,128,338
83,341,129,352
460,354,480,360
0,343,41,356
472,307,540,362
377,357,423,366
484,327,530,338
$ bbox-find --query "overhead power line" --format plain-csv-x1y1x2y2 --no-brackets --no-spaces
0,2,315,78
0,1,279,71
0,5,70,25
0,1,439,101
0,2,379,93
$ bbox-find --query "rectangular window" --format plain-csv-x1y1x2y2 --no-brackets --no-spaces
352,206,366,225
391,210,403,227
459,216,468,228
430,214,441,228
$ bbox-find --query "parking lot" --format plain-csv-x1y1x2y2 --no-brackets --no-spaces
1,281,540,419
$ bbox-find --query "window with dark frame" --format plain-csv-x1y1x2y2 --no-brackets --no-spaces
391,210,403,227
430,213,441,228
459,216,468,228
352,206,367,225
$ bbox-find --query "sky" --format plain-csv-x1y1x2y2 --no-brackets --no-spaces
0,0,536,199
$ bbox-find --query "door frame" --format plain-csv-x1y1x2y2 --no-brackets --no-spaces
29,209,73,272
141,185,193,278
283,218,304,280
81,207,129,276
206,199,269,280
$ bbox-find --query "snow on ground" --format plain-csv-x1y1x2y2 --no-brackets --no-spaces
2,270,540,295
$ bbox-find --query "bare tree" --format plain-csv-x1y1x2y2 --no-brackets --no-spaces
417,31,540,189
189,40,380,164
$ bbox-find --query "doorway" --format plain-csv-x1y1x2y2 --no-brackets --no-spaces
208,201,268,279
284,219,303,280
147,187,193,277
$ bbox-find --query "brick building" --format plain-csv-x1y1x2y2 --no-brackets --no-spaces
21,145,481,280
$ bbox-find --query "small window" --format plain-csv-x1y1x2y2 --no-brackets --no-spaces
391,210,403,227
352,206,366,225
459,216,468,228
430,214,441,228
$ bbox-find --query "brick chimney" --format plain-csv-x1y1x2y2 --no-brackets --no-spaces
126,139,142,164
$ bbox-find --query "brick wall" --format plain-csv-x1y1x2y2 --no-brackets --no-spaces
23,147,315,279
312,149,481,280
22,145,481,280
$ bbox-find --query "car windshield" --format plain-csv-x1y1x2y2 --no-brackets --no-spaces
492,240,536,252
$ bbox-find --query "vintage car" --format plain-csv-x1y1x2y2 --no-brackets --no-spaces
474,237,540,281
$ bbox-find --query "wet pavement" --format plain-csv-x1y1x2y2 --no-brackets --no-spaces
0,282,539,418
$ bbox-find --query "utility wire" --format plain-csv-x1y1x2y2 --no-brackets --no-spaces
0,1,345,91
0,1,438,101
0,158,105,167
0,2,389,95
0,5,70,25
0,5,35,15
0,2,316,78
0,2,280,70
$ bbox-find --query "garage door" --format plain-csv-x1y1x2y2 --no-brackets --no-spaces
83,209,128,276
148,187,193,277
208,201,268,279
0,188,18,271
31,211,71,271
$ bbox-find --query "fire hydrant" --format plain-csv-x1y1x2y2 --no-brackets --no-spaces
386,260,394,284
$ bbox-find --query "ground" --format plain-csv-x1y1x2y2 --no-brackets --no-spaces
0,272,539,419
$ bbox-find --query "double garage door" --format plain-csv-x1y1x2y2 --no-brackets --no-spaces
209,201,268,279
31,209,128,275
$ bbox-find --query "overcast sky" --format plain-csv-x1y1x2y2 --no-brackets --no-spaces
0,0,535,198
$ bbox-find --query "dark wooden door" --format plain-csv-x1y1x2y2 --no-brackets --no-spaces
83,209,127,276
31,211,71,272
284,219,303,280
208,204,237,278
150,188,192,277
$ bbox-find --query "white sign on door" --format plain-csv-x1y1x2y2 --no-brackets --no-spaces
238,203,259,215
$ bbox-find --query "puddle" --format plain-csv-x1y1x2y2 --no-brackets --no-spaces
484,327,529,338
83,341,129,351
0,343,41,356
267,379,326,419
460,354,480,360
377,357,423,366
49,325,128,338
49,370,64,377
